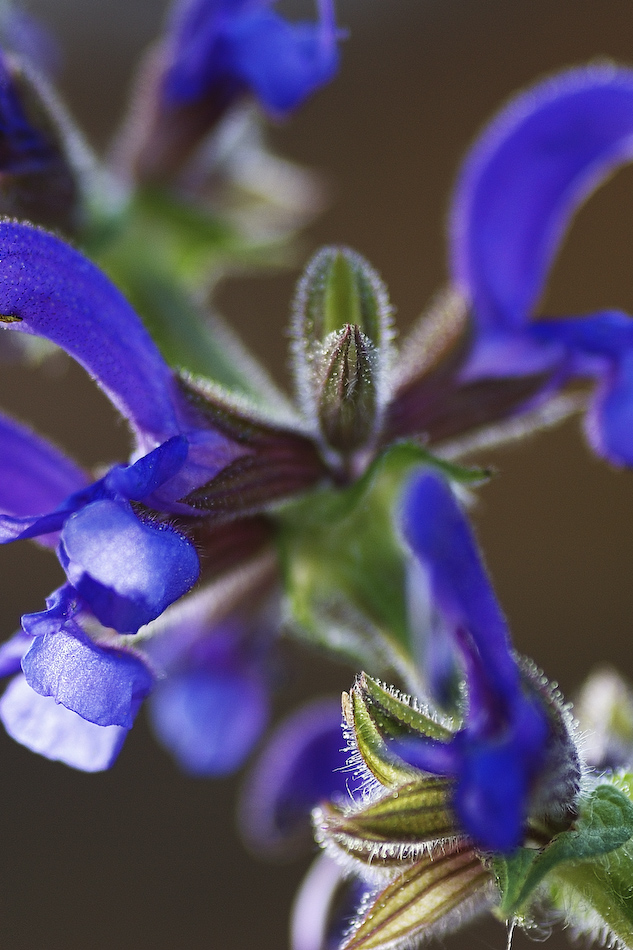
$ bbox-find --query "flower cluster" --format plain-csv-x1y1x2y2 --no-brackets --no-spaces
1,2,633,950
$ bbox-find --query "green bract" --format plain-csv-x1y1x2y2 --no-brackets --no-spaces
278,443,490,679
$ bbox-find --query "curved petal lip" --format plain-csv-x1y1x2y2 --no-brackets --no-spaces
0,222,181,442
450,66,633,331
0,674,127,771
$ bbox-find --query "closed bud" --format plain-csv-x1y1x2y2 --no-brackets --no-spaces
316,323,378,452
292,246,395,459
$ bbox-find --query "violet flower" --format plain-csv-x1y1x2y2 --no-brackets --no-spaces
0,221,322,765
0,627,149,771
164,0,340,117
145,593,275,777
394,471,553,853
384,66,633,466
120,0,341,182
450,65,633,465
0,48,79,232
0,561,277,773
239,697,352,858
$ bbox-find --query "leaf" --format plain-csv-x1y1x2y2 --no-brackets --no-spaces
494,781,633,919
341,847,491,950
546,773,633,949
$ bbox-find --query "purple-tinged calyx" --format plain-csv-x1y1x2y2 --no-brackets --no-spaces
0,49,80,232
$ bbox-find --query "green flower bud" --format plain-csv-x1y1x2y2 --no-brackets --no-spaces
291,246,395,460
316,323,378,452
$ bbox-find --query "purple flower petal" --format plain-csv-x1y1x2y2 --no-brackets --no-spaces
225,11,339,115
21,583,80,638
451,65,633,332
164,0,339,115
148,666,268,775
401,471,517,705
0,674,127,771
0,49,58,175
529,312,633,465
291,855,346,950
0,222,182,445
586,352,633,465
452,704,547,854
399,471,550,852
0,631,32,677
291,854,371,950
59,499,200,633
239,698,351,857
0,410,88,544
21,621,153,728
104,435,189,500
390,734,460,777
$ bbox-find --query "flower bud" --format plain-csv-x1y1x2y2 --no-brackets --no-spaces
292,246,395,460
316,323,377,452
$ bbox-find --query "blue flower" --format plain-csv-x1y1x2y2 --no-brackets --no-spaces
0,221,323,765
239,696,353,858
0,624,151,771
145,589,275,777
383,67,633,467
0,48,79,234
0,567,276,773
163,0,340,117
450,65,633,466
122,0,342,181
394,471,551,853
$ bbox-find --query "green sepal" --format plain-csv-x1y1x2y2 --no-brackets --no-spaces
493,780,633,921
342,847,491,950
344,687,419,788
294,246,392,352
279,442,490,672
359,674,454,742
320,777,457,856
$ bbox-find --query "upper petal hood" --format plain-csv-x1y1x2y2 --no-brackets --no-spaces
451,65,633,333
0,221,183,445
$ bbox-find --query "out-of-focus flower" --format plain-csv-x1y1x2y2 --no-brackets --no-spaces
239,696,352,859
116,0,341,183
0,48,79,231
385,66,633,466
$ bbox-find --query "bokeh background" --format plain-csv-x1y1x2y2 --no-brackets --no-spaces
0,1,633,947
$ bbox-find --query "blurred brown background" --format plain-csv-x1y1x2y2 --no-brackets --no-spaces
0,1,632,947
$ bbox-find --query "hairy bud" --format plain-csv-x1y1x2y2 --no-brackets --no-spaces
292,246,394,461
